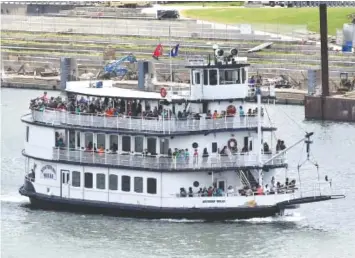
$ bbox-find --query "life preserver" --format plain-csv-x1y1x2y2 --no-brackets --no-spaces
228,138,237,150
160,87,167,98
226,105,236,115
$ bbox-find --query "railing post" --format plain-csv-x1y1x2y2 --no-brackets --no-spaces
117,115,119,129
141,116,144,131
104,115,106,128
91,114,94,127
129,116,132,130
57,147,59,160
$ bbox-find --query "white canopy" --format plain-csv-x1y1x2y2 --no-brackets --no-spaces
65,80,184,101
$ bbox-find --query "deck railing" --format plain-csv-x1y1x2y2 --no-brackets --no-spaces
52,147,286,170
31,109,272,133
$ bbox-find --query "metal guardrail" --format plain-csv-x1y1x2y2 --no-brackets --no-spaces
30,109,271,133
52,147,285,170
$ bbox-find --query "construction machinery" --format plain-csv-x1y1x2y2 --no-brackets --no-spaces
338,72,355,93
97,54,138,80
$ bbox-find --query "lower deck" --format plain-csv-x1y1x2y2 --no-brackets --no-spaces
24,157,295,210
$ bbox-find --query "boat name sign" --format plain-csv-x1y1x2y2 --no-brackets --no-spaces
202,200,226,204
41,165,56,180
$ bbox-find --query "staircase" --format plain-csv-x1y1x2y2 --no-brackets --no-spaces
237,169,259,188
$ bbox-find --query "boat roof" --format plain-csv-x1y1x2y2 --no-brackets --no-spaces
186,63,250,69
65,80,184,101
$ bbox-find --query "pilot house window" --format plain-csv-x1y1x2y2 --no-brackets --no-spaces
220,70,238,85
194,71,200,85
209,69,218,85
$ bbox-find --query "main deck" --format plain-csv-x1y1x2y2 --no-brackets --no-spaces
23,147,286,171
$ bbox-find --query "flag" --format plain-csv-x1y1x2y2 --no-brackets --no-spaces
152,44,163,60
169,44,179,57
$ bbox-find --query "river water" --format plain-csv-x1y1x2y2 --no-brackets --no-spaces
1,88,355,258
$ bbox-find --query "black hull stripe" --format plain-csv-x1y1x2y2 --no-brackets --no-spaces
19,188,281,220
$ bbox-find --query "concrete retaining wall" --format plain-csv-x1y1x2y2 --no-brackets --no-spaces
1,4,27,15
305,95,355,122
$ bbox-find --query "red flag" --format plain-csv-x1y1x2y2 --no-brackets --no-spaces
152,44,163,60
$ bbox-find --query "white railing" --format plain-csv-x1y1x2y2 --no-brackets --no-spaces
51,147,285,170
31,109,271,133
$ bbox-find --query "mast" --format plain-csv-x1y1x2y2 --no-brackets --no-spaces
256,90,263,187
169,24,173,92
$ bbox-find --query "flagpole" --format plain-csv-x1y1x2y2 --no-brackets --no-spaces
169,24,173,92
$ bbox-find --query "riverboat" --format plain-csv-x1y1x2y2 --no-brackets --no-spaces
19,47,344,220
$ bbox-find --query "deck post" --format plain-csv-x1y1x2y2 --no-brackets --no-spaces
256,92,263,187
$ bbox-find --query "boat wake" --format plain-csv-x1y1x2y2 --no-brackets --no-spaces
152,212,305,224
227,212,305,223
0,194,29,204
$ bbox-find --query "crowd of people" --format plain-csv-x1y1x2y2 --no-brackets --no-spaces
30,92,266,122
179,183,225,198
179,176,297,198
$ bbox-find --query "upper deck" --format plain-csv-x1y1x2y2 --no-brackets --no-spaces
26,109,275,134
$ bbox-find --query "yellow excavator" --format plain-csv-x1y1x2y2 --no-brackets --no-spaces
338,72,355,93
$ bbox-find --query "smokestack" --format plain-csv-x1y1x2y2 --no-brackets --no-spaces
319,3,329,96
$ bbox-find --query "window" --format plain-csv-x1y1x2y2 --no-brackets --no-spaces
96,173,105,189
109,135,118,152
160,139,169,155
69,130,75,149
85,133,93,150
134,177,143,193
212,142,218,153
220,70,236,85
236,68,241,84
76,131,81,148
72,171,80,187
109,174,118,190
121,175,131,192
135,136,144,153
241,68,246,83
147,178,157,194
26,126,29,142
97,134,106,151
84,172,93,188
122,136,131,152
203,70,208,85
193,71,200,85
147,138,156,155
209,69,217,85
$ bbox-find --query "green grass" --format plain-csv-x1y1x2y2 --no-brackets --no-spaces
166,1,244,7
182,7,355,35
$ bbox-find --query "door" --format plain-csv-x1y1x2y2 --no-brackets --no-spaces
61,169,70,198
217,180,226,192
